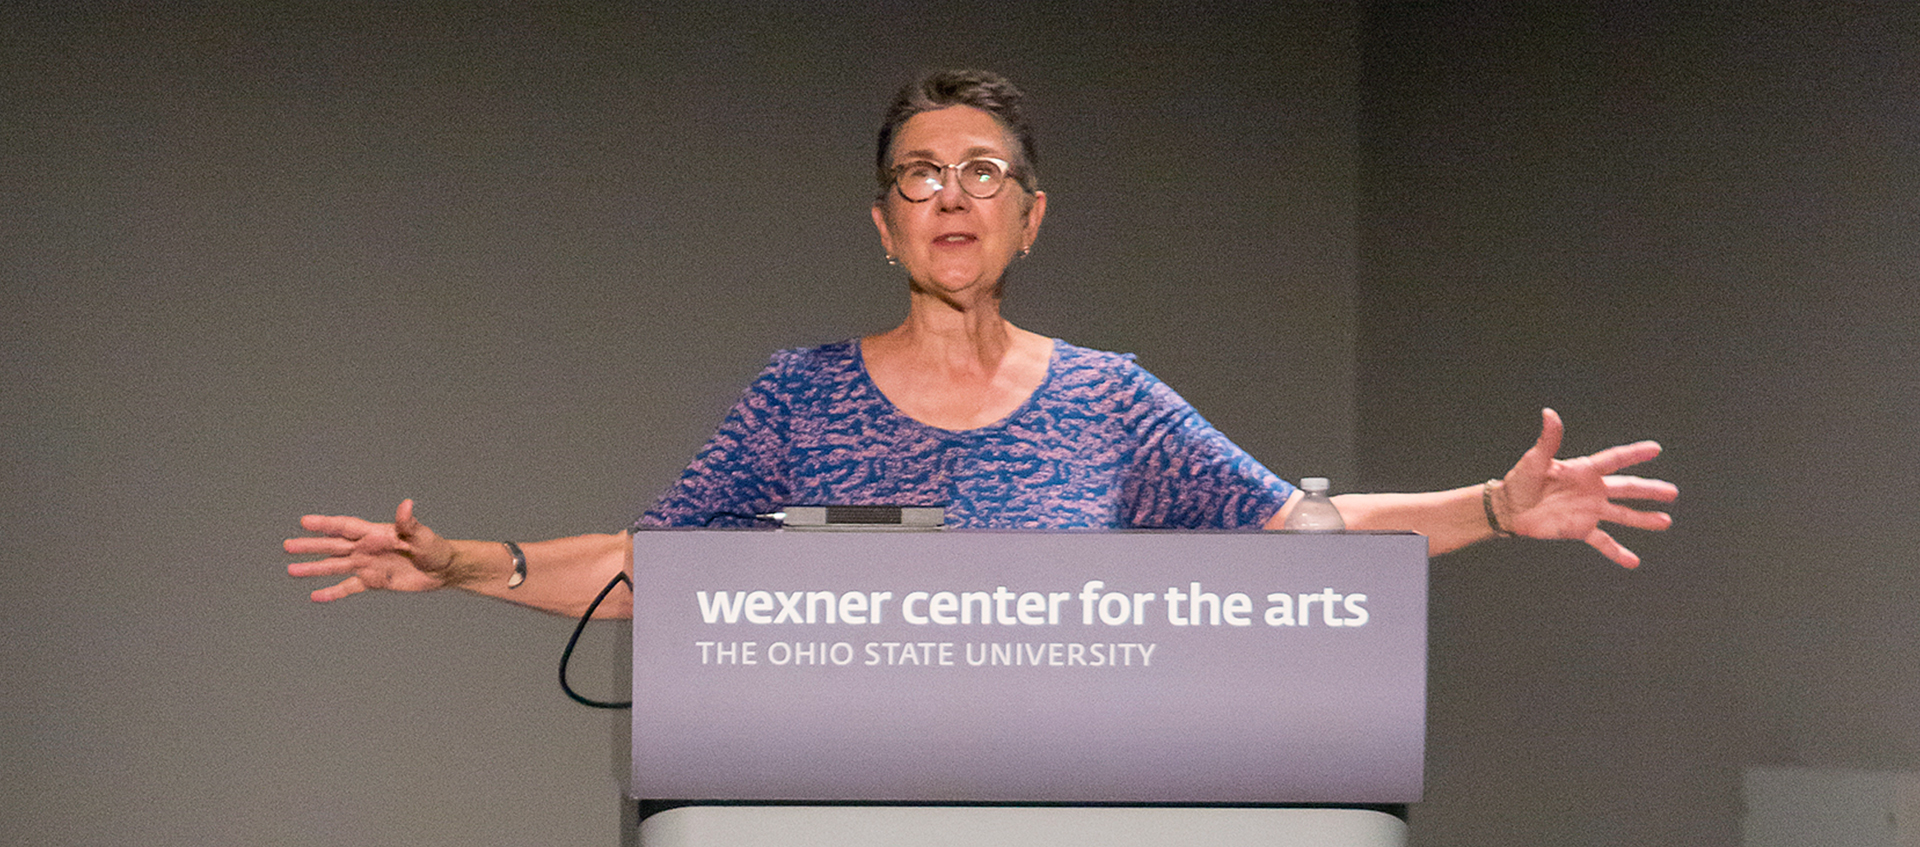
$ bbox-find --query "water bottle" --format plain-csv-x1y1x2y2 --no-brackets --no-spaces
1283,477,1346,531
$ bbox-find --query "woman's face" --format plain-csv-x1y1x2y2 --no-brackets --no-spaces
871,105,1046,302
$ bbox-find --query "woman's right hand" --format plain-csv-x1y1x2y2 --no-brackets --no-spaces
285,499,466,602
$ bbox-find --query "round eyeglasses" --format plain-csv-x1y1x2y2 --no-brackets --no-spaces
890,157,1023,202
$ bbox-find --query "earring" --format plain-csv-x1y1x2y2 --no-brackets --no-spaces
885,253,899,266
1019,245,1032,259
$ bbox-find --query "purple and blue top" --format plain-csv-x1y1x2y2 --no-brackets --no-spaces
634,339,1294,530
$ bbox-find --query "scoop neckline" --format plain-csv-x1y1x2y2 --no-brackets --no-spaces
851,337,1063,435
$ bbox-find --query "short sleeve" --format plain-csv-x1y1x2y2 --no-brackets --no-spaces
1115,364,1295,529
634,355,795,528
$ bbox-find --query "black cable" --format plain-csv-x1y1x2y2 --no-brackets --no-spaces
561,514,774,709
559,571,634,709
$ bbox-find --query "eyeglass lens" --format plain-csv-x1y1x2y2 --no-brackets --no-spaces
896,159,1008,201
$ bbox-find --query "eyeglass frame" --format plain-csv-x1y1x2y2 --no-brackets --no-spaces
887,156,1030,203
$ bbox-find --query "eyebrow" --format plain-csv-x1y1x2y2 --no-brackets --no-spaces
893,145,1005,164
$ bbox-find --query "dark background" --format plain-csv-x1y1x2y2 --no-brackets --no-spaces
4,2,1914,845
1360,3,1920,843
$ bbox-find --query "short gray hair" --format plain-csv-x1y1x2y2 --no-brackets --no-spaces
874,69,1039,200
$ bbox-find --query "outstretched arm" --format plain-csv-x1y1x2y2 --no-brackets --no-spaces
284,499,634,618
1267,409,1678,567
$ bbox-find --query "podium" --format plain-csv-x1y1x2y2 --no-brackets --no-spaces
629,529,1427,845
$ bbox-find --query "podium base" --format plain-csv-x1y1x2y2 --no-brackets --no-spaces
636,805,1407,846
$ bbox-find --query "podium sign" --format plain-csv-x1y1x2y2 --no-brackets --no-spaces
630,530,1427,804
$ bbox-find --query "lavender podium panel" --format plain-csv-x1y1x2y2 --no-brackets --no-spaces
630,530,1427,803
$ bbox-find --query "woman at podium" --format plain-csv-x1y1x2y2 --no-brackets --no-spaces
285,70,1676,619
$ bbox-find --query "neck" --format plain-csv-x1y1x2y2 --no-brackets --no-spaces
859,282,1051,431
882,285,1014,372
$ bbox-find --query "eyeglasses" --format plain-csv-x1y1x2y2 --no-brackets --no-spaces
890,157,1024,202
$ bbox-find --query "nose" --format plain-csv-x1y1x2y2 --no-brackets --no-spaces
934,166,971,210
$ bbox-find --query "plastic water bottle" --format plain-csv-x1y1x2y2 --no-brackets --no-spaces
1284,477,1346,531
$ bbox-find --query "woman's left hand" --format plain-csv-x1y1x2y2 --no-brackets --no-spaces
1494,408,1678,568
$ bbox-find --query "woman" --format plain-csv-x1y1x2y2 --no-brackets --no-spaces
285,70,1677,619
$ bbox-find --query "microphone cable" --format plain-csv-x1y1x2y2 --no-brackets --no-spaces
559,570,634,709
561,514,783,709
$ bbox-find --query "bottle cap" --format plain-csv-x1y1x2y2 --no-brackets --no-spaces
1300,477,1330,493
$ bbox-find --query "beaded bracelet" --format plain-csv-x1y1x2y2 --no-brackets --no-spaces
1483,480,1516,538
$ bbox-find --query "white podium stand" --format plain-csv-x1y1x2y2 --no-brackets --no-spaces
628,529,1426,846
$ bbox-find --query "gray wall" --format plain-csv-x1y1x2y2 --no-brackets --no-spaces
17,3,1911,846
3,4,1354,846
1360,2,1920,844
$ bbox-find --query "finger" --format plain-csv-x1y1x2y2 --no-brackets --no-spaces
1600,503,1674,532
1529,408,1565,461
1585,440,1663,475
284,536,356,556
310,576,367,603
287,556,359,578
395,499,419,539
299,513,375,541
1584,527,1640,569
1603,475,1680,503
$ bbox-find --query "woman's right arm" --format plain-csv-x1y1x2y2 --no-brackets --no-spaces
284,499,634,619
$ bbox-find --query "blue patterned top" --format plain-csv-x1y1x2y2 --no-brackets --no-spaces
635,339,1294,530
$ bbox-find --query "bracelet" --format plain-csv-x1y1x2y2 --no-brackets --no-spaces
1482,480,1516,538
503,540,527,589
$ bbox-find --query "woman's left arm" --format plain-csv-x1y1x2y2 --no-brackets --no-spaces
1266,408,1678,567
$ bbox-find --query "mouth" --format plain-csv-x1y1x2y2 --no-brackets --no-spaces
933,232,978,246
